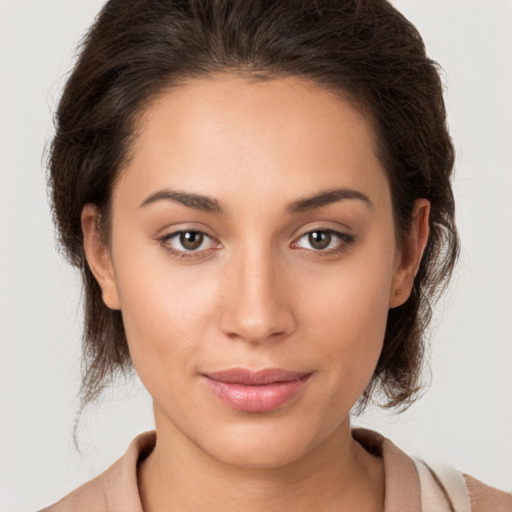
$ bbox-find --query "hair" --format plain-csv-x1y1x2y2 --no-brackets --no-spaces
48,0,459,416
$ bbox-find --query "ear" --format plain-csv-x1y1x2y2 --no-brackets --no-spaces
81,204,121,310
389,199,430,308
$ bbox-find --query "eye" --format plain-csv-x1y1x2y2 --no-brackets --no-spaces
293,229,353,253
159,230,219,256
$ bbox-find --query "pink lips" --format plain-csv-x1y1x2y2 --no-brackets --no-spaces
202,368,311,413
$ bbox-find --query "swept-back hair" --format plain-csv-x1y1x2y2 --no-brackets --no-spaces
48,0,459,414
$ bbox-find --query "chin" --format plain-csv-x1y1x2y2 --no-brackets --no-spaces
193,416,333,470
209,438,309,469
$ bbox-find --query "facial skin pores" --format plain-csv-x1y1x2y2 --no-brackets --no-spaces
82,75,428,511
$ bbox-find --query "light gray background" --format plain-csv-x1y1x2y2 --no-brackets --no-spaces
1,1,511,510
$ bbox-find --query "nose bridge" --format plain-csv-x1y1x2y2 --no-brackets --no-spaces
220,241,294,343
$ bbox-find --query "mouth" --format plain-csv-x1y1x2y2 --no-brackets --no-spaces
201,368,312,413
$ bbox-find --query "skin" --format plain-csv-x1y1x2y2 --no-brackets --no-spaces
82,75,429,511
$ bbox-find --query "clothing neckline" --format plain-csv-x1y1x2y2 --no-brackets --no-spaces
352,428,422,512
128,428,422,512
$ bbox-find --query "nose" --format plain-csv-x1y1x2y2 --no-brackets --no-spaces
219,246,296,344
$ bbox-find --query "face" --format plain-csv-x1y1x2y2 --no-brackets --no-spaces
85,75,418,468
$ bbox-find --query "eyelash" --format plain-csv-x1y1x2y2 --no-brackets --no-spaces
291,229,354,256
157,228,354,260
157,230,221,259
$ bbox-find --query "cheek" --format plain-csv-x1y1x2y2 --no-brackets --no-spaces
110,234,220,386
295,244,395,396
302,241,394,331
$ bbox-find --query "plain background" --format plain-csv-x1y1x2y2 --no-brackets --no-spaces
1,1,511,510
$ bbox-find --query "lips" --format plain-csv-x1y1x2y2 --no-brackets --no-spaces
202,368,311,413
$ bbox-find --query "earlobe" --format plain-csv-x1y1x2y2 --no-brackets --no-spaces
389,199,430,308
81,204,121,310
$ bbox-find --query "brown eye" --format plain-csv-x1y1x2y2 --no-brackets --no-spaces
179,231,204,250
307,230,331,250
293,228,353,254
159,229,220,259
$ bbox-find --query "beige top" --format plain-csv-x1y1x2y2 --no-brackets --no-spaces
41,429,512,511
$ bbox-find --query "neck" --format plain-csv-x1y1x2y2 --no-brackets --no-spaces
138,413,384,512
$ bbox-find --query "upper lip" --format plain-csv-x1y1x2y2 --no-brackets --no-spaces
203,368,311,385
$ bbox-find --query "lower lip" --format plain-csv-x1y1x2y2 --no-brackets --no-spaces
203,374,311,413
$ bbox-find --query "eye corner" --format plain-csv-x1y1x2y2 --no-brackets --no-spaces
156,228,222,261
291,228,355,256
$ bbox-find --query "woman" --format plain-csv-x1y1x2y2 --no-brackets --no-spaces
32,0,511,510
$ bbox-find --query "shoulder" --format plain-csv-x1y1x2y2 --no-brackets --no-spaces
464,473,512,512
39,431,156,512
39,472,110,512
353,427,512,512
415,458,512,512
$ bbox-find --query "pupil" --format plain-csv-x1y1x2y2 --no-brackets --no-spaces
180,231,203,250
309,231,331,250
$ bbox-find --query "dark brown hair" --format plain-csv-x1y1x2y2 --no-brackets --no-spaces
48,0,459,414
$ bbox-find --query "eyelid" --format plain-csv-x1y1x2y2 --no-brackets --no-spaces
291,228,354,254
157,228,222,259
155,224,354,260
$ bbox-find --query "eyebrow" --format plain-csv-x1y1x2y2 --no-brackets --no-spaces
286,188,373,213
139,187,372,214
140,190,225,214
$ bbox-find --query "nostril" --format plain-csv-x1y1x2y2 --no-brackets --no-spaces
218,257,296,343
220,306,295,344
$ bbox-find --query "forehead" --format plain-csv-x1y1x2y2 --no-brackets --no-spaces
117,75,389,211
